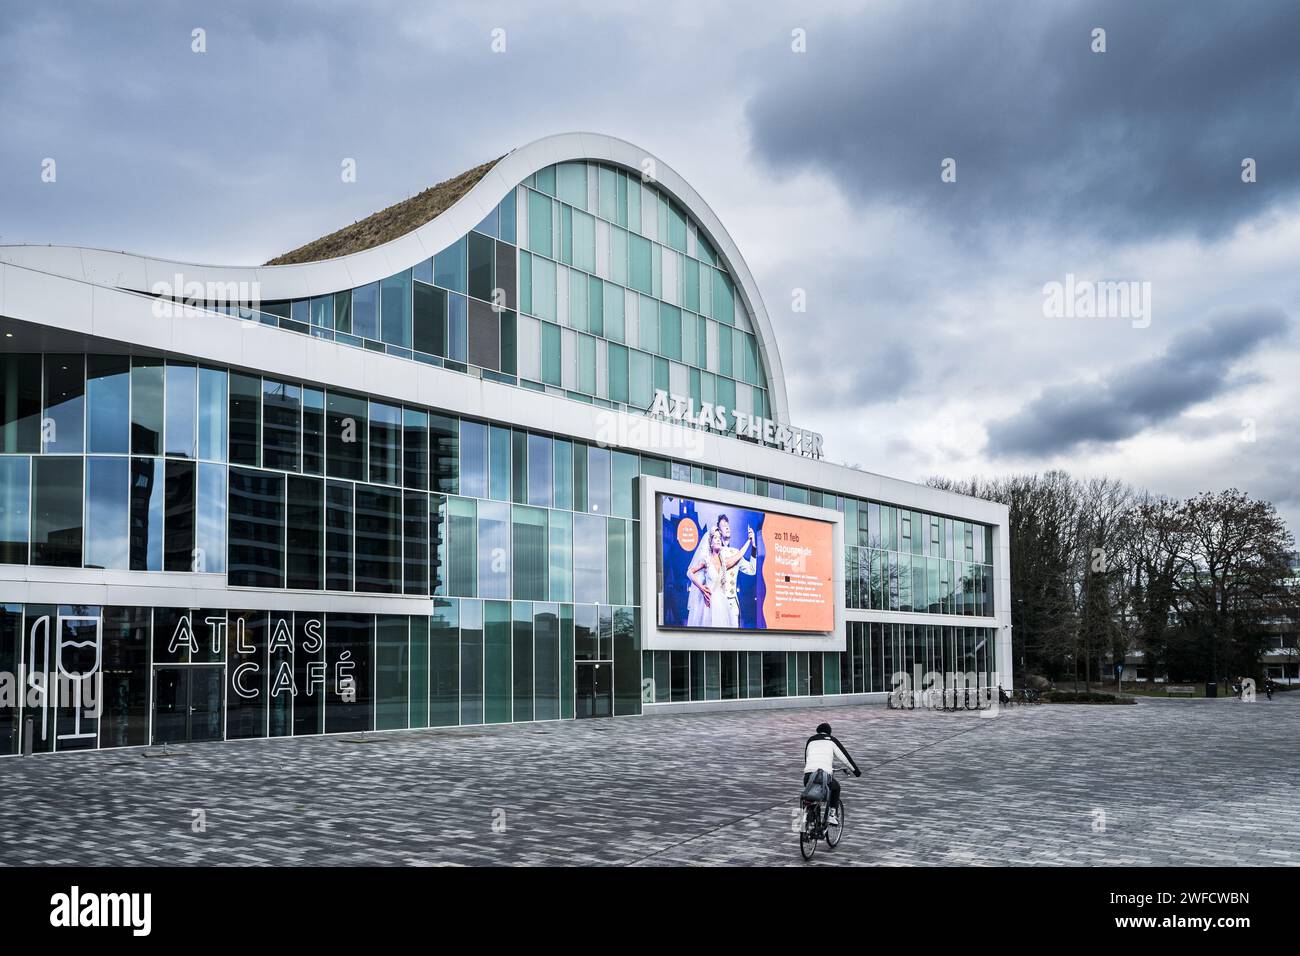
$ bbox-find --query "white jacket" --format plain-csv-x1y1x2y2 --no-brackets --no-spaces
803,733,859,775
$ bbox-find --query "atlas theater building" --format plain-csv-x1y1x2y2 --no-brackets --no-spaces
0,133,1011,756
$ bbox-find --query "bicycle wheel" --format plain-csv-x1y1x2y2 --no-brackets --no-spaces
799,806,819,860
826,799,844,848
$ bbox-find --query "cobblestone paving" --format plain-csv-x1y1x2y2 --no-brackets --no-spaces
1,694,1296,866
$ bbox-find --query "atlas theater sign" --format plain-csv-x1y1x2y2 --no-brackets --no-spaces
647,389,825,459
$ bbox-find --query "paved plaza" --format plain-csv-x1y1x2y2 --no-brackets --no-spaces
1,694,1297,866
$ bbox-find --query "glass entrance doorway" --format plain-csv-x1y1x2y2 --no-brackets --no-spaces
153,667,224,744
575,662,612,718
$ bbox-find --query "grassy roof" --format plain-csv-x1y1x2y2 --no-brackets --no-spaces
264,157,503,266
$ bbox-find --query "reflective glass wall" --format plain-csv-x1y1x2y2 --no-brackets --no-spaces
149,163,773,428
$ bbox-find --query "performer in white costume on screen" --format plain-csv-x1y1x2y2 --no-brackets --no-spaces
686,523,754,628
717,514,757,628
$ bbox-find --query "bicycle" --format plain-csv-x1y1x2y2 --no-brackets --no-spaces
798,768,851,860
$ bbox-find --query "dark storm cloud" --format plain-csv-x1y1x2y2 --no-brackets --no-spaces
746,0,1300,241
985,308,1292,457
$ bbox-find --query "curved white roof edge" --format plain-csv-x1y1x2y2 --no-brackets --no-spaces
0,131,790,421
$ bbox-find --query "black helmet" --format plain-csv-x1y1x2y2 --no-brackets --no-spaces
816,722,832,736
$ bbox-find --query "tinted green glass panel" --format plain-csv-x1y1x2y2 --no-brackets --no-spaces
528,191,553,258
376,616,409,731
484,601,512,724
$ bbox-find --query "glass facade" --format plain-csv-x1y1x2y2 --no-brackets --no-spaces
0,155,1005,757
143,162,771,432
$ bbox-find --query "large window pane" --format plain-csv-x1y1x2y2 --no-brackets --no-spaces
227,610,268,739
326,392,366,480
196,462,226,573
286,475,323,589
606,518,627,606
355,484,401,593
484,600,512,724
376,615,410,730
526,434,552,507
573,513,605,604
85,456,129,569
430,493,448,596
410,615,430,729
613,607,640,716
368,401,401,485
467,231,495,303
414,282,447,357
548,509,572,602
512,601,533,721
404,491,429,595
100,606,151,748
459,600,483,725
380,270,412,348
447,496,477,596
534,603,559,720
552,438,573,511
325,613,373,733
430,413,458,494
198,367,228,462
477,499,510,599
42,354,84,453
228,467,285,587
163,459,196,572
488,425,510,501
130,358,164,456
164,363,197,459
293,613,325,736
430,599,460,727
403,408,429,490
228,372,261,466
352,281,379,339
302,387,323,473
87,354,130,454
512,505,547,601
325,480,353,590
129,457,162,571
435,237,467,294
0,457,31,564
0,354,42,453
31,457,81,565
459,420,488,499
262,379,301,471
587,446,611,515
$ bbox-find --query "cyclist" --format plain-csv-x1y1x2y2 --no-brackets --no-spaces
803,722,861,825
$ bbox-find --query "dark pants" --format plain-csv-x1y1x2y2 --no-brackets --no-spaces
803,772,840,812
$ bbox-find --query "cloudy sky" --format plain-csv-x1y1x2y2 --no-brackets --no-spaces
3,0,1299,532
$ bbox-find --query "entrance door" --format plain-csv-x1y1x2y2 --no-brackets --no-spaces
575,662,612,718
152,667,225,744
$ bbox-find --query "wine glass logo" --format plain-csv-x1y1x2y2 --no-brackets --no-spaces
56,615,101,743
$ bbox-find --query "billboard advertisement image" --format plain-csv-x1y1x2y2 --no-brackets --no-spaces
658,494,835,633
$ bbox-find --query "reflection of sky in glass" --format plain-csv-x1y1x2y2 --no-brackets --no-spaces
197,463,226,573
0,457,31,558
85,457,129,569
165,364,197,458
573,513,605,605
87,361,129,454
459,420,487,499
198,367,227,462
527,434,552,508
587,446,611,514
131,457,163,571
477,500,510,599
43,356,84,454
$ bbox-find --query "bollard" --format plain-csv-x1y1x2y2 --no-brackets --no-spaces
23,715,34,756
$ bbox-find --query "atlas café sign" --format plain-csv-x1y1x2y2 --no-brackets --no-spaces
647,388,825,459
